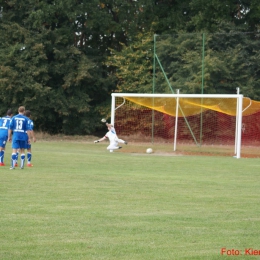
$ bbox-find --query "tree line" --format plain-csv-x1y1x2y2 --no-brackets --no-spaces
0,0,259,134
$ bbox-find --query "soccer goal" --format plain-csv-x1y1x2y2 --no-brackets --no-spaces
111,93,243,158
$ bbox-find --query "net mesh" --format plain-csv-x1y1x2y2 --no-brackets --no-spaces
114,96,260,157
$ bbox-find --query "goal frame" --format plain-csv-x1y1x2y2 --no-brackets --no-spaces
111,93,243,159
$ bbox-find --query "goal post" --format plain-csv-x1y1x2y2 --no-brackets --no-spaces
111,93,243,158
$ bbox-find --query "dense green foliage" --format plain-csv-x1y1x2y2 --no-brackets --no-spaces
0,0,260,134
155,28,260,97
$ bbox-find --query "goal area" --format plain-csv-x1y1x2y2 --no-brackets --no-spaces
110,93,248,158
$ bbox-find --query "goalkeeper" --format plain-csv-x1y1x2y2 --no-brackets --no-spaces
94,123,128,152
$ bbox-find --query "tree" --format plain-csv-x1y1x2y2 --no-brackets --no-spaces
0,0,103,134
188,0,260,32
106,32,153,93
107,1,260,97
153,23,260,97
0,0,159,133
1,0,260,136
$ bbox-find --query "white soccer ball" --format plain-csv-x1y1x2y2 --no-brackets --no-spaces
146,148,153,154
101,118,106,123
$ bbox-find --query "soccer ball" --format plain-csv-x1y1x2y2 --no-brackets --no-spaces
146,148,153,154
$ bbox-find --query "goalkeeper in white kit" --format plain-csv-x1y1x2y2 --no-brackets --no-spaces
94,123,128,152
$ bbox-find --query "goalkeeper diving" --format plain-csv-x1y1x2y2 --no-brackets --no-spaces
94,123,128,152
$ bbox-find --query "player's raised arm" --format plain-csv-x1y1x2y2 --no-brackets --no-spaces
94,136,107,143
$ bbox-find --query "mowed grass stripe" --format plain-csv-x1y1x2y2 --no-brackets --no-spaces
0,141,259,260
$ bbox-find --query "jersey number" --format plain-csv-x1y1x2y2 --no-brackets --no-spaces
2,119,8,127
16,120,23,130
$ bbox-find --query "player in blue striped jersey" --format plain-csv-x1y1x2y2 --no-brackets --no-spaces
25,110,36,167
0,109,13,166
8,106,32,170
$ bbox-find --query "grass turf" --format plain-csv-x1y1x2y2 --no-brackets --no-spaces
0,141,260,259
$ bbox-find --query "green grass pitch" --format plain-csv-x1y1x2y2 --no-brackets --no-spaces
0,141,260,259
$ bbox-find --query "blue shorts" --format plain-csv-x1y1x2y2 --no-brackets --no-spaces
0,138,7,148
26,143,31,150
12,139,27,149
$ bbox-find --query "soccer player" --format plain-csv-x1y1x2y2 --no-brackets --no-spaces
8,106,32,170
25,110,36,167
0,109,13,166
94,122,127,152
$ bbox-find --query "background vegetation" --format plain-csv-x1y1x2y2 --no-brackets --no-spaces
0,0,260,134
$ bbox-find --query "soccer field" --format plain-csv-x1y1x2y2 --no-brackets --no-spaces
0,140,260,260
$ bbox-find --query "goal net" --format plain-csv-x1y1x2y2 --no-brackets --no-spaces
111,93,246,158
